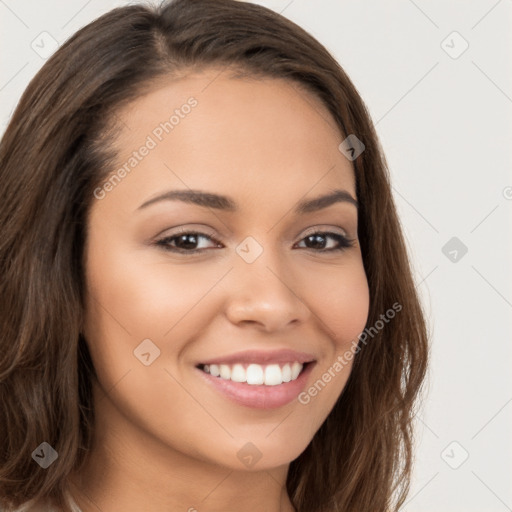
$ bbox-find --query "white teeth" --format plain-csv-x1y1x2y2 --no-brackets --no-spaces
264,364,282,386
230,364,246,382
291,362,302,380
209,364,220,377
201,361,305,385
246,364,264,385
281,363,292,382
219,364,231,380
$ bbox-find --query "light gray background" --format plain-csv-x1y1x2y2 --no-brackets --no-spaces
1,1,511,510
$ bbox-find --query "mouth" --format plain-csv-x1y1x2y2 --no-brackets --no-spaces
196,361,312,386
194,360,316,409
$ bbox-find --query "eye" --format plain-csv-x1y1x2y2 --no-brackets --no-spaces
155,228,221,254
154,229,356,255
294,231,356,252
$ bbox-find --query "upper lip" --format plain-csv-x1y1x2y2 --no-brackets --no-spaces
197,349,316,366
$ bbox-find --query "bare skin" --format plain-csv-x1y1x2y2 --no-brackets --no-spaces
67,67,370,512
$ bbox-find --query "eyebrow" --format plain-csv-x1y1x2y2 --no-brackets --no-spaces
137,188,358,213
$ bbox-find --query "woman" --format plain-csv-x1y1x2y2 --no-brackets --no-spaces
0,0,429,511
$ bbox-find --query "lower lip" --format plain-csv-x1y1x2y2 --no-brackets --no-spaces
195,362,315,409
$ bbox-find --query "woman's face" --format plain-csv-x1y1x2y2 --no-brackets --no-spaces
83,68,370,472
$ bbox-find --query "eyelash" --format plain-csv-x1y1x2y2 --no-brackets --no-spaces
155,228,356,255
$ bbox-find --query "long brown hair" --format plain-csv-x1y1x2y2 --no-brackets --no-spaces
0,1,429,510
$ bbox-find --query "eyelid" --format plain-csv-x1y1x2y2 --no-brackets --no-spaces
300,225,349,238
154,225,220,242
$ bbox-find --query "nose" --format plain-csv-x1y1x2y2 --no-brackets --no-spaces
223,248,311,332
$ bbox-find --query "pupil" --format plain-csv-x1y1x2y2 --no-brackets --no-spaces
307,234,325,249
178,234,197,249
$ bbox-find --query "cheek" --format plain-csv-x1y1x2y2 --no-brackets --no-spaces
294,261,369,423
82,237,228,403
82,240,221,436
308,261,370,348
84,238,219,339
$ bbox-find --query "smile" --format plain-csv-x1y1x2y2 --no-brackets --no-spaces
199,361,305,386
195,361,315,409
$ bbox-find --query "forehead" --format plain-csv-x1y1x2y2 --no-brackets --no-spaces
103,69,356,210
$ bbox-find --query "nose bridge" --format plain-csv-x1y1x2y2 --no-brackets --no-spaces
235,234,290,289
224,234,309,330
